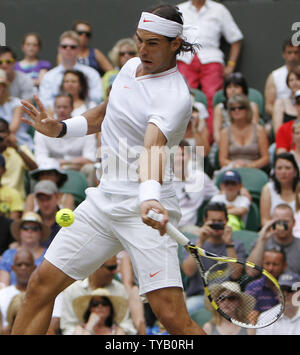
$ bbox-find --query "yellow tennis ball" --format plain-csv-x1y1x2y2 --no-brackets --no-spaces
55,208,74,227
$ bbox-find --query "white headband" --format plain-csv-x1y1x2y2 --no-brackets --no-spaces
138,12,183,38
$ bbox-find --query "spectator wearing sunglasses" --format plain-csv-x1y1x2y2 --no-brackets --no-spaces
72,20,113,77
0,212,50,287
102,38,138,99
0,46,34,101
256,271,300,335
213,73,260,147
39,31,103,110
73,288,128,335
203,281,253,335
219,94,269,170
60,256,136,335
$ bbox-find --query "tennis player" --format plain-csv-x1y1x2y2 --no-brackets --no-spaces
12,4,206,335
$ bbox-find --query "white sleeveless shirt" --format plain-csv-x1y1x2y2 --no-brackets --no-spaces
267,181,296,215
272,65,291,99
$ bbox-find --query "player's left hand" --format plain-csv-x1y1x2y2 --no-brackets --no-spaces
141,200,168,236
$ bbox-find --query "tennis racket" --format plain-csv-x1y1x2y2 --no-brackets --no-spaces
147,210,284,329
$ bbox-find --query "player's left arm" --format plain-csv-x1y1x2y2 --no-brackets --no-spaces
21,95,108,138
139,123,169,235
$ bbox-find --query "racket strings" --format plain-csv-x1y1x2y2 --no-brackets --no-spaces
205,262,284,328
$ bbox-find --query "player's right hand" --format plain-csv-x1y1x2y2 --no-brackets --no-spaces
21,94,63,138
141,200,168,236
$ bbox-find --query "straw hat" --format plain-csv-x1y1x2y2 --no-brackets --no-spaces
0,69,9,86
209,281,255,312
10,211,51,243
72,288,128,325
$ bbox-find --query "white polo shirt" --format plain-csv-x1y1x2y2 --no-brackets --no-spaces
177,0,243,65
34,130,97,165
39,63,103,109
256,307,300,335
99,57,192,198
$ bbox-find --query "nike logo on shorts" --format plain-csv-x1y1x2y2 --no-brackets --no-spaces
149,270,161,278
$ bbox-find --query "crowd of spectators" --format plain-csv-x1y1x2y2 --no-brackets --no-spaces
0,0,300,335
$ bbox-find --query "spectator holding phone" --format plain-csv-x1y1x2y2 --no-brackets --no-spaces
247,203,300,277
181,202,246,314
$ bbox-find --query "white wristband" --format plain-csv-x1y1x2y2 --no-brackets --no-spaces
139,180,161,203
64,115,88,137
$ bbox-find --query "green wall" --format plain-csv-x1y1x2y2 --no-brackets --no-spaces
0,0,299,103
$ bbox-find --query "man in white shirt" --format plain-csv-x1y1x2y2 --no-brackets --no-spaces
177,0,243,136
264,38,300,116
34,93,97,171
38,31,103,109
13,5,206,335
256,271,300,335
174,140,219,233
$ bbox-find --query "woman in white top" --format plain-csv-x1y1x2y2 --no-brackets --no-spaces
272,67,300,134
260,152,298,226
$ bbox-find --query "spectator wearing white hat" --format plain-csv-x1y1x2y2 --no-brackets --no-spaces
0,212,50,287
25,159,74,212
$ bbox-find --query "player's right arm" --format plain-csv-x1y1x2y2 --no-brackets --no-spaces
21,94,108,137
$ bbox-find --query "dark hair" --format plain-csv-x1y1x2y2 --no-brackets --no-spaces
22,32,42,49
282,38,300,52
0,118,9,131
147,4,200,55
0,46,17,59
272,153,300,193
83,296,114,327
60,69,88,100
72,20,92,32
204,201,228,220
286,67,300,87
265,246,287,263
179,139,190,148
223,72,249,105
54,93,74,108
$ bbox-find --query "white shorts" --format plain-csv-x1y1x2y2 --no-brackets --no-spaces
45,187,183,295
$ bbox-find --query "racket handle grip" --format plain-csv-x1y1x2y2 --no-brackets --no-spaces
147,210,189,246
